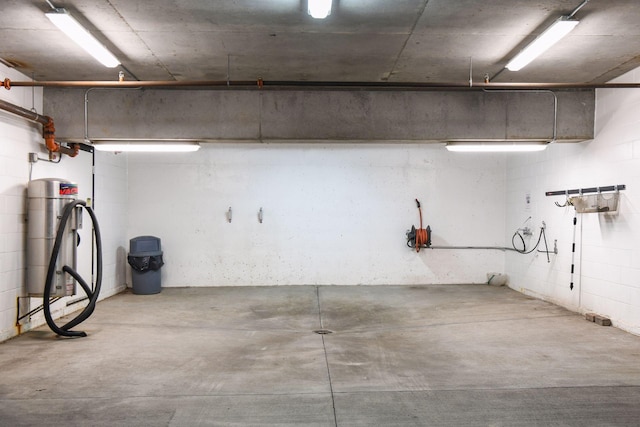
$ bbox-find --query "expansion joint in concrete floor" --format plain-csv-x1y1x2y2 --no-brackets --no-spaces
316,286,338,427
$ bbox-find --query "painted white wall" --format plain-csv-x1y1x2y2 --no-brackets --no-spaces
127,144,507,286
0,64,128,342
505,66,640,335
94,150,129,299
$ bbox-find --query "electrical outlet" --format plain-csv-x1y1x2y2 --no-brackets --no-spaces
28,152,38,163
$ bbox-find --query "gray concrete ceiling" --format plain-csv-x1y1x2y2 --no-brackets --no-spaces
1,0,639,84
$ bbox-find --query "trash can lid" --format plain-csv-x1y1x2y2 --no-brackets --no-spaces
130,236,161,253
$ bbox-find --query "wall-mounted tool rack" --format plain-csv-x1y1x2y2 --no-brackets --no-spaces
545,184,625,197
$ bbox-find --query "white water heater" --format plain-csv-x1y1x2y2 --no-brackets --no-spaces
26,178,81,297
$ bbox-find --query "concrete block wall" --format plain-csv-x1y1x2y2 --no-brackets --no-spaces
0,65,41,342
127,144,507,286
0,64,128,342
505,66,640,336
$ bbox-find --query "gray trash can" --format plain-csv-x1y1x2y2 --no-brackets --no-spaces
127,236,164,294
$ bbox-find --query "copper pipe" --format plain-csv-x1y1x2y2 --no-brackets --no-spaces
3,78,640,90
3,79,256,89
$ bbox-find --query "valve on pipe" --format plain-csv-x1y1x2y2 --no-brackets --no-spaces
406,199,431,252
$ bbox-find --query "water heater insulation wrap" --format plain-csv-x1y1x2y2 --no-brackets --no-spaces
27,179,78,297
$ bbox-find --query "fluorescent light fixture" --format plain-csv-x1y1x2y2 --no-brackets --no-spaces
308,0,332,19
506,16,579,71
445,141,549,152
93,141,201,152
45,8,120,68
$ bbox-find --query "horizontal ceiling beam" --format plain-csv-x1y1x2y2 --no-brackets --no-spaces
43,88,594,143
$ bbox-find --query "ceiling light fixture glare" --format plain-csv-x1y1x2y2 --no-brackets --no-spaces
506,16,579,71
308,0,332,19
45,8,120,68
445,141,549,152
93,141,201,152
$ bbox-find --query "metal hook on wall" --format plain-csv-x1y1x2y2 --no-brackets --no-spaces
227,207,232,223
555,197,573,208
258,207,263,223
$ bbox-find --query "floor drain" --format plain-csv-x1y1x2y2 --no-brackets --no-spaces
313,329,333,335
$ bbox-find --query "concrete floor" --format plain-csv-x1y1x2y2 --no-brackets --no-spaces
2,284,640,426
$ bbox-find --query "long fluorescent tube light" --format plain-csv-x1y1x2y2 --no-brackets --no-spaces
506,16,579,71
446,141,549,152
45,8,120,68
93,142,201,152
308,0,332,19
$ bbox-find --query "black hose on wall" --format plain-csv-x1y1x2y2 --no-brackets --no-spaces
43,200,102,338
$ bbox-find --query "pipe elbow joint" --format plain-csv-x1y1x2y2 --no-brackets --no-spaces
43,118,58,152
42,118,78,157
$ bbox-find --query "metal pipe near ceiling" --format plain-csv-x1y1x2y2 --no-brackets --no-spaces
3,78,640,90
0,97,48,125
0,98,79,157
